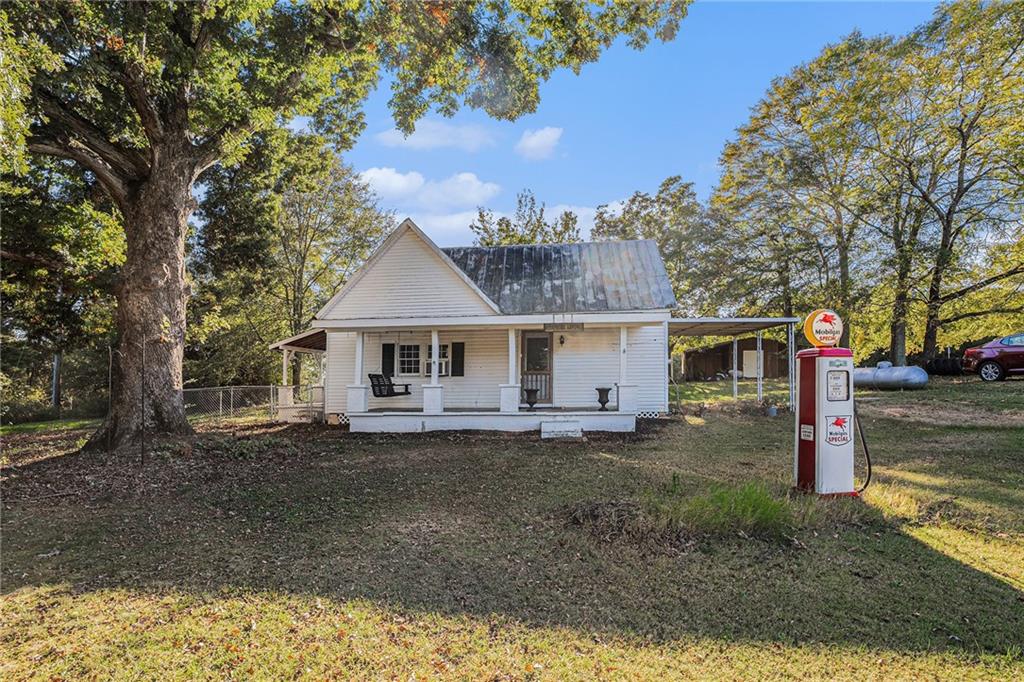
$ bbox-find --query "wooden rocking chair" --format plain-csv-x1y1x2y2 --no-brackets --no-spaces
368,373,412,398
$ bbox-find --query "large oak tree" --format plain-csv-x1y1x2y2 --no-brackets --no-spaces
3,0,689,448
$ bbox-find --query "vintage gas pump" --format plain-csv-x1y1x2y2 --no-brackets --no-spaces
794,309,859,496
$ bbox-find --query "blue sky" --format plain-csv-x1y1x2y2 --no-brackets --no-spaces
348,1,938,246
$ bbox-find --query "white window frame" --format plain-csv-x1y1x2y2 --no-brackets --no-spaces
397,343,422,376
427,343,450,377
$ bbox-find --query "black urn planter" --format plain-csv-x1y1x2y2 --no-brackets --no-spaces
595,387,612,411
523,387,540,411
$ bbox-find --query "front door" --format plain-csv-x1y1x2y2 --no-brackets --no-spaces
521,332,553,404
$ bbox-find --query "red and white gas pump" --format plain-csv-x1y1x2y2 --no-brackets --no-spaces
794,309,860,496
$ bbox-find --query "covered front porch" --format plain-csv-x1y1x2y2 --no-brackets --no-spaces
330,322,643,433
271,329,326,423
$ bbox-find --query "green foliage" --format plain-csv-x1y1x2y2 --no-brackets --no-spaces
707,2,1023,361
0,10,59,174
593,176,720,316
6,0,690,180
1,158,123,421
187,134,393,387
469,189,580,246
643,477,793,539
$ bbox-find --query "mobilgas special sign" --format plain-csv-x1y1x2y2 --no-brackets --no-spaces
825,415,852,446
803,309,844,347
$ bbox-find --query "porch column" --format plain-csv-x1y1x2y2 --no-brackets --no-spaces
508,328,517,384
732,337,739,399
619,326,628,383
422,328,444,414
787,322,796,411
279,349,293,406
353,331,364,384
617,326,638,413
346,332,368,413
756,330,763,403
500,328,520,413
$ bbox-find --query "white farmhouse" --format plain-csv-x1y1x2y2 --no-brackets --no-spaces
271,218,677,434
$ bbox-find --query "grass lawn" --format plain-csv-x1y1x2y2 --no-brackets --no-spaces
0,417,101,436
671,377,791,406
2,378,1022,679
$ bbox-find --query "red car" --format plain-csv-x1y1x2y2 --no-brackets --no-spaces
962,333,1024,381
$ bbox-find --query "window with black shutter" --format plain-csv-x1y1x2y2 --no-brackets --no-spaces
381,343,395,377
450,342,465,376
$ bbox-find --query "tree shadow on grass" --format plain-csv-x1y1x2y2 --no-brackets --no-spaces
2,423,1023,659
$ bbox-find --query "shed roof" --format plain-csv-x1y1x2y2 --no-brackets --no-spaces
668,317,801,336
442,240,676,314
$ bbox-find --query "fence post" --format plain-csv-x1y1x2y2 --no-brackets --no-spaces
269,385,274,420
230,386,235,417
219,389,223,417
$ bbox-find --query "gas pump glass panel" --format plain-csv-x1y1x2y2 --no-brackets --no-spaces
826,370,849,401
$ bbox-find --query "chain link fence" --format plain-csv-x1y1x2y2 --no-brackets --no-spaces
180,384,324,424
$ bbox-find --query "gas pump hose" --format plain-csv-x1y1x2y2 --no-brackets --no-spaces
854,404,873,493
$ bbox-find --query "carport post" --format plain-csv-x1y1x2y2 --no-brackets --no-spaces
787,322,796,410
732,337,738,399
756,330,763,403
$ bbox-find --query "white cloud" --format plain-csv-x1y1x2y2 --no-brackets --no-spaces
417,172,500,211
514,127,563,160
359,167,425,201
416,211,485,245
360,168,500,213
375,119,496,152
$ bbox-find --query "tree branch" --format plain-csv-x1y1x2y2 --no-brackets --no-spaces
940,306,1024,326
36,89,149,177
0,249,66,270
120,61,165,145
27,138,129,211
938,265,1024,304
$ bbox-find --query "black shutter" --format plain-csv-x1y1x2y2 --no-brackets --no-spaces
450,342,465,377
381,343,395,377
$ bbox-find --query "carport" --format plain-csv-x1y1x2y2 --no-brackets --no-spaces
668,317,801,409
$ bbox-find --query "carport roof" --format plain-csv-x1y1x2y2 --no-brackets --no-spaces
668,317,801,336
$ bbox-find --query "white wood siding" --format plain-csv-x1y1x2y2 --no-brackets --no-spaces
551,329,620,408
627,324,668,412
324,331,356,414
319,229,494,320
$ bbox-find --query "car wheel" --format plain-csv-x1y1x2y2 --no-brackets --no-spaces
978,361,1005,382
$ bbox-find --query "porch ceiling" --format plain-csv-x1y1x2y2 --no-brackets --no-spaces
270,328,326,352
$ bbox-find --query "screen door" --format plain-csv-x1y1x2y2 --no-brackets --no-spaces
521,332,552,403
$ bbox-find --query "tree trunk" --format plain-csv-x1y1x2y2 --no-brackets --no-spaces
290,354,302,386
50,351,62,414
921,230,954,362
86,161,195,451
889,249,912,366
889,313,907,366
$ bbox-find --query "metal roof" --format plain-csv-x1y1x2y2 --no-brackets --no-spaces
668,317,801,336
269,328,326,352
442,240,677,314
